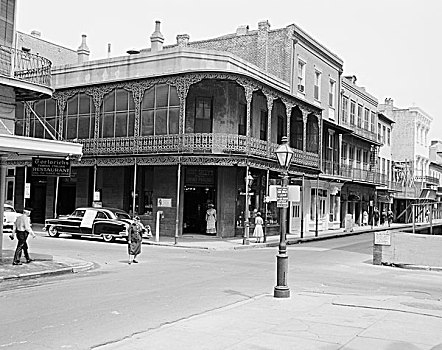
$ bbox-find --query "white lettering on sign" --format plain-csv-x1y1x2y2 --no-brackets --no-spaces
374,231,391,246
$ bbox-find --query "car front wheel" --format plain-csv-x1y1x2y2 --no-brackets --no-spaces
48,225,60,237
102,234,115,243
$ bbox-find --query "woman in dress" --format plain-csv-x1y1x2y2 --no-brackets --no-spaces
128,216,143,264
253,212,264,243
205,203,217,235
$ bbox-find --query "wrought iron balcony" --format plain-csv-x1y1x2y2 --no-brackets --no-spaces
77,133,320,168
0,45,52,88
414,175,439,186
340,119,378,143
322,160,383,184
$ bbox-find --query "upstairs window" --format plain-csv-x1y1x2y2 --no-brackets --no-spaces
350,100,356,125
32,99,58,140
297,59,306,93
357,104,363,128
387,127,391,145
364,108,370,130
314,70,321,100
141,84,180,136
370,111,376,133
260,110,267,141
329,79,336,108
341,96,348,124
194,97,212,133
101,89,135,138
66,93,94,140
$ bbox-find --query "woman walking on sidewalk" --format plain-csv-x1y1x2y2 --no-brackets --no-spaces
128,216,143,264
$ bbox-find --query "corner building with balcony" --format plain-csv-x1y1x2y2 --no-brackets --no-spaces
13,20,353,237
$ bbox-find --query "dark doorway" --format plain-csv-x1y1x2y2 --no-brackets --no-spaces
58,184,76,215
30,181,47,223
183,186,216,234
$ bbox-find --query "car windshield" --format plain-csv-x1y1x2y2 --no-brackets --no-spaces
115,212,131,220
4,207,14,212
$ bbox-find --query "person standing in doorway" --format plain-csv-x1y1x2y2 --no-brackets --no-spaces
373,207,380,226
253,212,264,243
387,208,394,227
128,216,143,264
12,208,36,265
205,203,217,235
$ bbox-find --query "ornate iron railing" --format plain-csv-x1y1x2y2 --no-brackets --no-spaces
0,45,52,87
77,133,320,168
340,119,378,143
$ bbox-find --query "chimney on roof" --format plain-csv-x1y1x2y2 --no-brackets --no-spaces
236,25,249,36
385,98,394,106
30,30,41,38
150,20,164,52
176,34,189,48
257,20,270,72
77,34,90,63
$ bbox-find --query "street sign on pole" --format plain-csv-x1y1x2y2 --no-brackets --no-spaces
277,186,288,208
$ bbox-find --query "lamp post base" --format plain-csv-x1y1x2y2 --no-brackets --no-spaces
274,252,290,298
274,285,290,298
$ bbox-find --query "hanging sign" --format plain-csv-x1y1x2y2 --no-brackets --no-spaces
32,157,71,177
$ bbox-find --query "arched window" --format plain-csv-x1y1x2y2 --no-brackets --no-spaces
306,114,319,153
65,93,94,140
101,89,135,138
31,98,58,139
141,84,179,136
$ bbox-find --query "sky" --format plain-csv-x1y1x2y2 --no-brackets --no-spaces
16,0,441,140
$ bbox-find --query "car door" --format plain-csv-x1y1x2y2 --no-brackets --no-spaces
79,209,98,236
61,209,85,234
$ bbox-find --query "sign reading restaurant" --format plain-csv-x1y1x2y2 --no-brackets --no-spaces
31,157,71,177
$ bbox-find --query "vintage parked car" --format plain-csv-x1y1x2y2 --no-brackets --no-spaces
43,207,151,242
3,204,22,233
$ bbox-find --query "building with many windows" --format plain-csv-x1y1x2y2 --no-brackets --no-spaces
379,98,435,222
12,20,328,239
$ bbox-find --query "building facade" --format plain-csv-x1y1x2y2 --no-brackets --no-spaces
12,21,330,239
379,98,435,222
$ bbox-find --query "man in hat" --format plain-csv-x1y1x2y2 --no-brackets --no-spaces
12,207,36,265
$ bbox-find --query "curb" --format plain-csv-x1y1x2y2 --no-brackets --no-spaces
0,262,94,281
388,263,442,272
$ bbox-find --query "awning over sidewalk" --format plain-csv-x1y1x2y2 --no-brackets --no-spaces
0,134,83,261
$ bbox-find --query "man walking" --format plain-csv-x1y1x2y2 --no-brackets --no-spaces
12,208,36,265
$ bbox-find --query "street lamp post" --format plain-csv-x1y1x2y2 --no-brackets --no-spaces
243,169,254,245
274,136,294,298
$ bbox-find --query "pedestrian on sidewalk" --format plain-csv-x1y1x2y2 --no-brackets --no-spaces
128,216,143,264
205,203,217,235
12,207,36,265
387,208,394,227
373,207,380,226
252,212,264,243
362,210,368,226
381,209,387,226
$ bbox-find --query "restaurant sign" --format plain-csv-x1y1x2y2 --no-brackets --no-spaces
32,157,71,177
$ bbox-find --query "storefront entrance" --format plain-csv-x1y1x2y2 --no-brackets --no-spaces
183,167,217,235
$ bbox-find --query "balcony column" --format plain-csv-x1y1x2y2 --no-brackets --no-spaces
88,86,113,154
127,85,143,153
266,95,274,157
24,102,32,137
54,91,73,140
284,101,294,142
338,133,343,175
244,85,255,154
301,109,308,158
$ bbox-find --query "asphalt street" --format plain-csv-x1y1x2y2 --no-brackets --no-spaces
1,231,442,349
